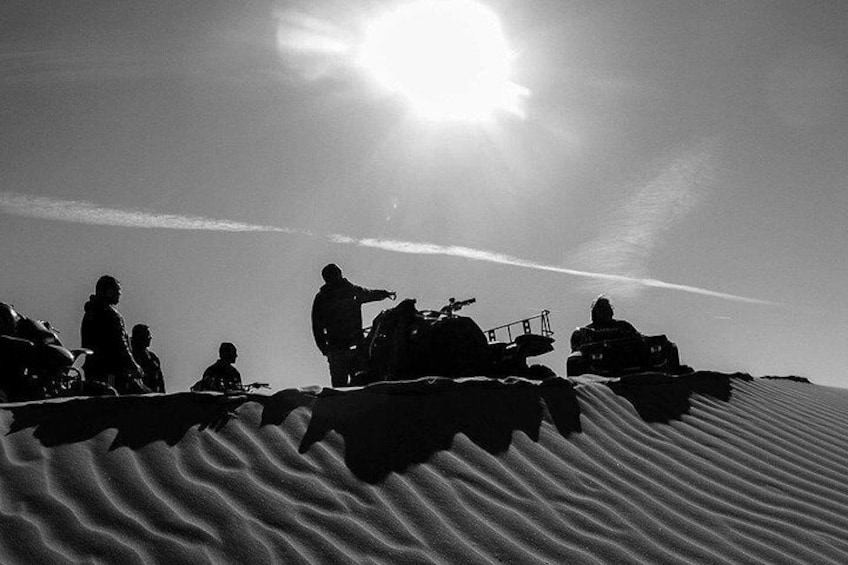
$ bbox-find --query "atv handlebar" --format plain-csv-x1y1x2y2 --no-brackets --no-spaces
440,297,476,315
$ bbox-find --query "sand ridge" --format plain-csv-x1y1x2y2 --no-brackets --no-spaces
1,373,847,564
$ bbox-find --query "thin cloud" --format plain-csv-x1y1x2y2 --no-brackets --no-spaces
571,139,719,296
337,236,772,305
0,191,772,305
0,192,305,234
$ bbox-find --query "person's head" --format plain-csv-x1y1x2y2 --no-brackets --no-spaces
219,342,238,364
321,263,343,284
95,275,122,305
131,324,152,348
591,295,614,324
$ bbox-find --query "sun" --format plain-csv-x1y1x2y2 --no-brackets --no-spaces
359,0,525,121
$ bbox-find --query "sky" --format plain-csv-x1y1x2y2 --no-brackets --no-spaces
2,0,847,391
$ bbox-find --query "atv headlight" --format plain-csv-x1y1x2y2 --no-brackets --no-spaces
590,352,603,361
650,345,662,354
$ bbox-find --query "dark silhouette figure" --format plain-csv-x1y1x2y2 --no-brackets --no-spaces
568,295,684,377
81,275,146,394
131,324,165,393
571,295,640,350
194,342,242,392
311,264,395,387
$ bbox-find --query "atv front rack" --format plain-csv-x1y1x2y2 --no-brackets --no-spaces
485,310,552,343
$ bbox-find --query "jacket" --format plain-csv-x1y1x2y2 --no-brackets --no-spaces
312,278,390,352
81,295,137,382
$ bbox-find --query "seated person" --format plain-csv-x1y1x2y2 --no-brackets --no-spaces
571,296,640,350
193,342,242,392
131,324,165,393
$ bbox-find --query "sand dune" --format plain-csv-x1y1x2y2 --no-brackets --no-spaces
1,373,847,564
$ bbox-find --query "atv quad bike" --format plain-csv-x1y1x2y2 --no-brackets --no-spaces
566,328,682,378
352,297,556,385
1,302,115,402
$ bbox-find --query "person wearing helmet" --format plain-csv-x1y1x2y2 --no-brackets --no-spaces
571,295,640,350
311,264,395,387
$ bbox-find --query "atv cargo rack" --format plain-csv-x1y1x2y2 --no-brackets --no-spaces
485,310,553,343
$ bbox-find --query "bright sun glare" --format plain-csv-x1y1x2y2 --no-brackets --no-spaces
360,0,525,121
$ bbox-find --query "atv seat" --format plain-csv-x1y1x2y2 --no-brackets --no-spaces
513,333,555,357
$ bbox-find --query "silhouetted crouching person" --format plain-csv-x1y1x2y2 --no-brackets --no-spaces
81,275,147,394
312,264,395,387
131,324,165,393
193,342,242,392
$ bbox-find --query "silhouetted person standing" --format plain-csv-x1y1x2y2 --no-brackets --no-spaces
195,342,242,392
312,264,395,387
131,324,165,393
81,275,145,393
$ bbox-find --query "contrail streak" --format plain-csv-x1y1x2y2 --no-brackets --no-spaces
332,236,773,305
0,192,307,233
0,191,773,305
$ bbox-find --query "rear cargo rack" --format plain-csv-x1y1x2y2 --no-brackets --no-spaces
485,310,552,343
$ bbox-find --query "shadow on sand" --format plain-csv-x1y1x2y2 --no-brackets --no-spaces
5,372,756,482
6,392,258,449
257,388,318,427
5,379,578,483
297,377,581,483
606,371,752,423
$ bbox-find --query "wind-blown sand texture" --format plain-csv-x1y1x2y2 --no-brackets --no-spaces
1,372,847,564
